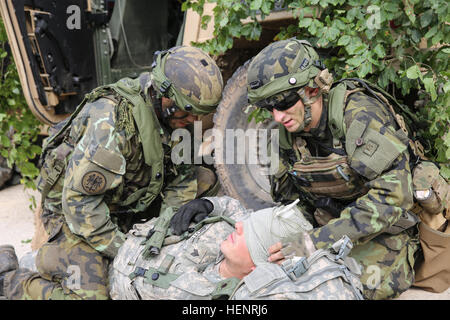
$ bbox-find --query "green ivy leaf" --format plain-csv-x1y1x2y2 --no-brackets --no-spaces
0,135,11,147
250,0,262,11
357,61,372,78
384,3,399,12
373,44,386,58
443,81,450,93
420,9,433,28
201,15,212,29
424,25,438,39
346,56,364,67
440,166,450,180
299,18,313,28
422,77,437,101
325,26,340,41
338,35,351,46
406,65,421,80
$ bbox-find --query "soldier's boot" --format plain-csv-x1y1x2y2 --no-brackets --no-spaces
0,245,19,297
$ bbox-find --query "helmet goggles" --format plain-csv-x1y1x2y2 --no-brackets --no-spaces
254,89,300,112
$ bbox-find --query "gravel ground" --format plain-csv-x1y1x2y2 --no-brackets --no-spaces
0,184,448,300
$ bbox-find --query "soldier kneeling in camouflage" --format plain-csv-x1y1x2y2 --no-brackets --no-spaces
0,46,223,300
110,196,363,300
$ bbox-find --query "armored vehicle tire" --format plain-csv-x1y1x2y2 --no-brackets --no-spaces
213,60,277,211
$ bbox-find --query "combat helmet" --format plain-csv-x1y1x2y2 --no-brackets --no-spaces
247,38,333,131
151,46,223,117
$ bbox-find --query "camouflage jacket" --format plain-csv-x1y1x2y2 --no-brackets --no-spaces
37,73,199,259
272,87,415,250
110,196,363,300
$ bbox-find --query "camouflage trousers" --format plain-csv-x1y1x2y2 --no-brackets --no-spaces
3,222,110,300
350,228,420,300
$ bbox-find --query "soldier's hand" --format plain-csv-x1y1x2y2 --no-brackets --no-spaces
268,242,285,265
170,199,214,235
267,233,316,264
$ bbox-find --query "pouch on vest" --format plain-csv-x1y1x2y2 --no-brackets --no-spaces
169,271,217,298
345,118,407,180
289,137,368,201
242,263,287,297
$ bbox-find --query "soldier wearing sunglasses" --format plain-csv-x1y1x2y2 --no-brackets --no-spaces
246,38,423,300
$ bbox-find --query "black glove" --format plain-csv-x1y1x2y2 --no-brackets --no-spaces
170,199,214,235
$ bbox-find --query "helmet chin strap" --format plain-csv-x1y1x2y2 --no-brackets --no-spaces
150,86,180,125
295,87,316,132
294,69,333,132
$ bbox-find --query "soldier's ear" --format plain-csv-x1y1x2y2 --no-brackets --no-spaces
306,87,320,97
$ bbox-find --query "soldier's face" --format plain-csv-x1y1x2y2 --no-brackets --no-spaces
271,99,306,132
220,221,255,273
270,87,320,133
162,97,198,128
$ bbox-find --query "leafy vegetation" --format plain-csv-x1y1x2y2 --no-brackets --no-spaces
183,0,450,177
0,18,41,190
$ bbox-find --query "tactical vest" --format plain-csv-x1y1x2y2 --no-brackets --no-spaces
278,78,427,203
110,214,237,300
230,236,364,300
38,75,165,214
278,78,449,230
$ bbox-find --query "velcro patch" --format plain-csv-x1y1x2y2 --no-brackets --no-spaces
363,140,379,157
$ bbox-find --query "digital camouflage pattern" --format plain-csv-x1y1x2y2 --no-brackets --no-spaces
271,88,420,300
3,73,211,300
110,196,363,300
232,251,363,300
110,196,246,300
151,46,223,115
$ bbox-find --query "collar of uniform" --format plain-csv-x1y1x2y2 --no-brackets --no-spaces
138,72,152,104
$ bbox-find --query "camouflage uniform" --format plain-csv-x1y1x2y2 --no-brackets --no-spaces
110,196,363,300
3,46,222,300
247,39,420,300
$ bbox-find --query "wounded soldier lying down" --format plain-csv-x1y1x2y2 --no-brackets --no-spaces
109,196,364,300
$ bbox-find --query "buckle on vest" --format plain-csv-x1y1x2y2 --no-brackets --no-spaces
46,160,65,186
129,267,147,280
282,256,309,280
331,235,353,260
159,80,172,95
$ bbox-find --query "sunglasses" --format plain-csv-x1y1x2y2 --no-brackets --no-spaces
254,90,300,112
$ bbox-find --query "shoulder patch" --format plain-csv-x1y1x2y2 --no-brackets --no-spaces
81,171,107,194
